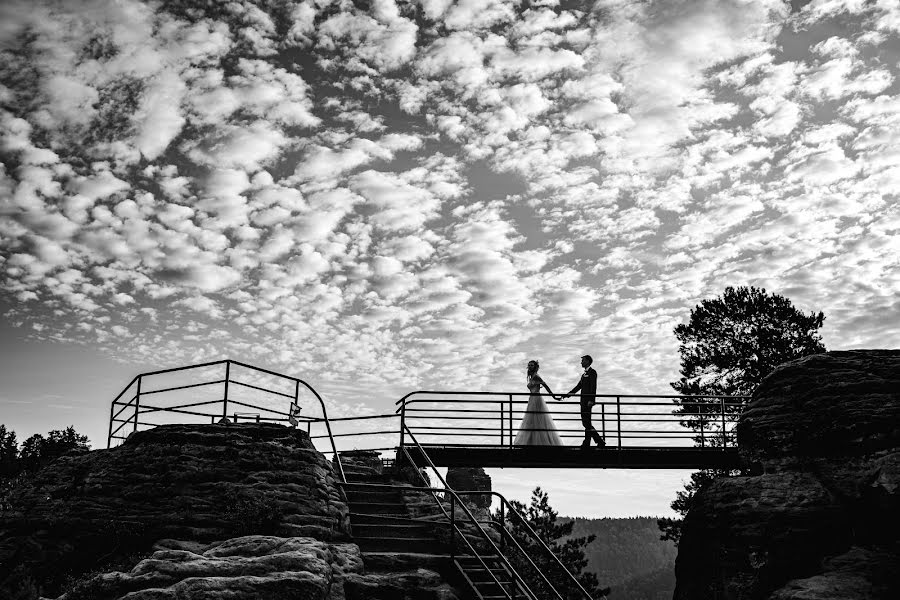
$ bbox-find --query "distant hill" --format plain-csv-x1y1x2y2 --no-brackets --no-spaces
563,516,676,599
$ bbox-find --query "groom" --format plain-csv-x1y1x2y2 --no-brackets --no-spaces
564,355,606,448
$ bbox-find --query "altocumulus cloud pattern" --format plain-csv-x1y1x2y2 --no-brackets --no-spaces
1,0,899,395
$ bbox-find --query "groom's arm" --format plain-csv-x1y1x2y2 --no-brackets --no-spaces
568,379,582,395
586,370,597,403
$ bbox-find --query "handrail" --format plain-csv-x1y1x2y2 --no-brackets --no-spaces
399,425,537,599
339,480,531,598
106,360,347,483
401,422,594,599
396,390,751,406
462,490,593,600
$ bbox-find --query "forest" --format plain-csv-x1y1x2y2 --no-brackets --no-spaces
566,516,677,600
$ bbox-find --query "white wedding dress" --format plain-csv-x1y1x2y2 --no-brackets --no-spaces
514,375,563,446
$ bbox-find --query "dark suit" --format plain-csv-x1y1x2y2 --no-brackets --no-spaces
569,367,604,447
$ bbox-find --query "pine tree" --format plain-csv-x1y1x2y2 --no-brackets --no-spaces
499,487,609,598
659,287,825,544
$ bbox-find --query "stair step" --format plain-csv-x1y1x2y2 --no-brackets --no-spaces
468,572,514,582
344,490,405,502
457,557,505,567
356,536,449,553
361,551,451,571
348,501,409,515
344,475,396,484
352,523,437,536
349,512,427,525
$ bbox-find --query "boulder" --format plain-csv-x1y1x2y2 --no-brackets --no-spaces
738,350,900,470
0,423,349,598
675,350,900,600
446,467,492,519
57,536,363,600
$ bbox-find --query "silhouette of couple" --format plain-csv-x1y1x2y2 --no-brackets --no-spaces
514,355,606,448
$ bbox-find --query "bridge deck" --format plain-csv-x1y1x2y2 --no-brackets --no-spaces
405,445,741,469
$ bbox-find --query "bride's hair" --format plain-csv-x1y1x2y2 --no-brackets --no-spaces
527,360,539,374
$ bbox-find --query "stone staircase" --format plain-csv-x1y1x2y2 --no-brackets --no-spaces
343,475,446,554
339,460,528,600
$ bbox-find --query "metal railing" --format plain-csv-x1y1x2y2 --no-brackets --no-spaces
304,413,400,455
397,422,591,599
341,480,533,599
106,359,346,481
396,392,749,450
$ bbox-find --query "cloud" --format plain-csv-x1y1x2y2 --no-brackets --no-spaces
183,120,290,171
317,3,418,71
1,0,898,477
349,170,442,232
156,264,241,293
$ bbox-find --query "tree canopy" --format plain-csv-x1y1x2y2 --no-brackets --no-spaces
660,286,826,544
672,285,825,397
0,425,91,510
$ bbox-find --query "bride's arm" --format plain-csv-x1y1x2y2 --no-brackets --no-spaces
540,379,561,401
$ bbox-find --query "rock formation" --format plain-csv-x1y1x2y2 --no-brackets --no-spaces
675,350,900,600
0,423,463,599
446,467,492,520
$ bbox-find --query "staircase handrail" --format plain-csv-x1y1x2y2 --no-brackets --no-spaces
402,422,594,599
453,490,595,600
340,480,544,599
402,423,555,600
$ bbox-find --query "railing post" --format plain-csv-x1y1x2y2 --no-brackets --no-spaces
700,401,705,448
399,400,406,449
223,361,231,421
133,376,142,433
601,401,606,438
500,502,505,549
294,380,300,427
450,494,456,559
616,395,622,449
107,398,115,448
500,399,505,447
721,397,727,449
508,394,513,448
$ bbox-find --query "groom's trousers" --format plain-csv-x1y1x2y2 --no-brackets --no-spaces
580,402,604,446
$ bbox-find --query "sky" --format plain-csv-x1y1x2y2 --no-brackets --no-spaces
1,0,899,518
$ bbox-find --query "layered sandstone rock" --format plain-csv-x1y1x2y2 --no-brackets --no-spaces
0,423,349,598
675,350,900,600
60,536,363,600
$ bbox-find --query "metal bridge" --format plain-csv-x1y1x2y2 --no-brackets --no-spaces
107,360,746,471
105,360,749,600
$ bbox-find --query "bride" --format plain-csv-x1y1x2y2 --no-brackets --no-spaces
514,360,563,446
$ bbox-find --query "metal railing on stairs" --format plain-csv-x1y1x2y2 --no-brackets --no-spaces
341,479,534,599
396,422,594,600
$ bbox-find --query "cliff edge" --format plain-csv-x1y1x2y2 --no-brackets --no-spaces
675,350,900,600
